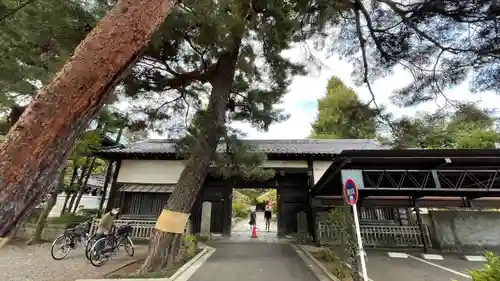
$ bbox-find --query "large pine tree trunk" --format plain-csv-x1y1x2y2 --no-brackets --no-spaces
139,42,242,273
28,167,66,244
0,0,179,237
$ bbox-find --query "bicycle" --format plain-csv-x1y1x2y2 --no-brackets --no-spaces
88,224,135,267
50,220,91,260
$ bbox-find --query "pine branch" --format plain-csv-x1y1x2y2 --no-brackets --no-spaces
0,0,38,22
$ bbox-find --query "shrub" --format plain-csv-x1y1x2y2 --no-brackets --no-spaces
47,213,91,225
232,201,250,218
467,251,500,281
182,234,198,260
77,208,102,218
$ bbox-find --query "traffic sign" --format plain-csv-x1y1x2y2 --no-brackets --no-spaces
344,178,358,205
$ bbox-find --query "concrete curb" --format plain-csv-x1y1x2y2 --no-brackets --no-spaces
169,243,215,281
169,243,212,281
294,245,341,281
76,243,215,281
100,258,145,279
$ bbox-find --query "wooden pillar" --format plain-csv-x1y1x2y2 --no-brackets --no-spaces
277,184,285,237
105,160,122,212
414,205,429,253
222,182,232,237
190,188,203,234
307,158,316,241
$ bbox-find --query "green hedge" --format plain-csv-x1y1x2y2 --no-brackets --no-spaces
232,201,250,218
77,208,102,218
467,251,500,281
47,213,92,225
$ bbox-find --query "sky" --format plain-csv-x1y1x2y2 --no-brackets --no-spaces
231,43,500,140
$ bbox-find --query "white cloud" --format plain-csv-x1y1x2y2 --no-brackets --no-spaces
232,44,500,140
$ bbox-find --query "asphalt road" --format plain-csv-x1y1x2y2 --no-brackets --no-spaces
366,251,482,281
187,243,319,281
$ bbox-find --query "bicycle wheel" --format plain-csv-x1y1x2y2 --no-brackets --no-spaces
89,237,110,267
84,234,99,260
50,234,72,260
121,236,134,257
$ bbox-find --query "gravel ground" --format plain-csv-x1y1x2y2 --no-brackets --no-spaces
0,242,147,281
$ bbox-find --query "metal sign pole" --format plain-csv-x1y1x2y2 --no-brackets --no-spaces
351,203,368,281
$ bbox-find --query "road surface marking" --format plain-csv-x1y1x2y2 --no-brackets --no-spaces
387,252,409,258
421,254,444,260
408,255,471,279
464,255,486,262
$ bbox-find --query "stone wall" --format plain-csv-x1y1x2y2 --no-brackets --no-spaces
426,210,500,252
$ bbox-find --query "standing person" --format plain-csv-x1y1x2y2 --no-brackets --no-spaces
93,207,120,255
249,206,257,229
264,205,272,232
96,207,120,236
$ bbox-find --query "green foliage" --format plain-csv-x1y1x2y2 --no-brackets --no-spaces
76,208,102,218
47,213,91,225
233,190,251,204
328,2,500,107
256,189,276,204
177,130,275,181
466,251,500,281
232,201,250,218
311,76,380,139
182,234,198,259
325,207,359,281
390,103,500,149
0,0,103,111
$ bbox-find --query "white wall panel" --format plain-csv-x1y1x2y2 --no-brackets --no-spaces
118,159,308,184
313,161,332,184
117,160,186,184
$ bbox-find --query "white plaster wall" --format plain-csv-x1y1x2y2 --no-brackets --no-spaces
49,194,106,217
313,161,332,184
260,160,307,168
117,159,308,184
117,160,186,184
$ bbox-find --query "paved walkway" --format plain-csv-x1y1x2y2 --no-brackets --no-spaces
0,242,147,281
187,243,319,281
228,211,280,243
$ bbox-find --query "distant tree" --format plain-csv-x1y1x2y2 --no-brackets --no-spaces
390,103,500,149
310,76,380,139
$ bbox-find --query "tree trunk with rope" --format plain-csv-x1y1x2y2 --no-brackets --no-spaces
139,42,242,273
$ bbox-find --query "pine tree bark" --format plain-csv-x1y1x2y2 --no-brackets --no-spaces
139,39,242,273
0,0,180,237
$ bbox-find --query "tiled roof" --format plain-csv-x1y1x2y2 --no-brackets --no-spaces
99,139,386,155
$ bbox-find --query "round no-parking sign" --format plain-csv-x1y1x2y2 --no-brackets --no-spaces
344,178,358,205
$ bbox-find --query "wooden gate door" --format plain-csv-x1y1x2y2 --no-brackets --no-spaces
210,201,224,233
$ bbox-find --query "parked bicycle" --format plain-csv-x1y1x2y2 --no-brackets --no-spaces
50,220,92,260
88,224,134,267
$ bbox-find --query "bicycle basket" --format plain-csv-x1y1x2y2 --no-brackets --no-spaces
116,225,133,236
